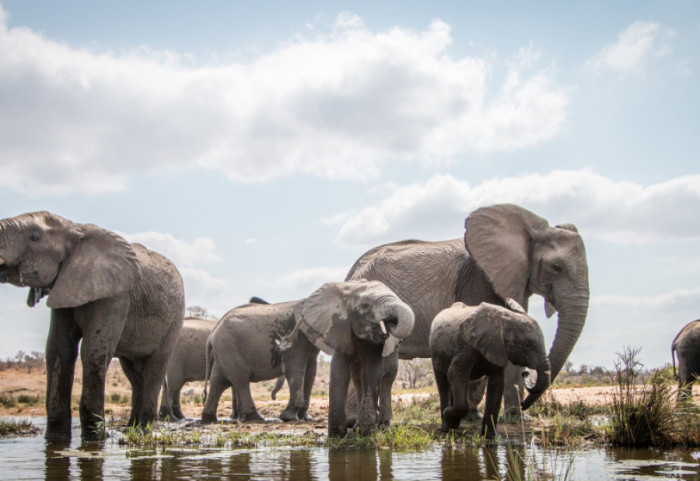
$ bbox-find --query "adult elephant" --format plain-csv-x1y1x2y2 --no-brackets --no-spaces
346,203,589,412
671,319,700,402
0,211,185,441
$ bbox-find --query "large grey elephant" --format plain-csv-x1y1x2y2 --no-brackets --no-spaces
346,203,589,413
159,317,215,420
430,300,551,438
671,319,700,402
201,300,319,423
290,280,414,437
0,211,185,441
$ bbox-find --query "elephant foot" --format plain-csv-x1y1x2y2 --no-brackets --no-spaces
299,410,314,421
279,410,299,422
442,407,463,431
345,417,357,429
328,426,347,438
240,411,265,422
201,412,218,424
464,408,483,422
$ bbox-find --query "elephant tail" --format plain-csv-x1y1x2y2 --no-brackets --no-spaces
671,343,677,379
203,337,213,402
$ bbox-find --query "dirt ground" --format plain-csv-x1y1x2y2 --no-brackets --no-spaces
1,361,698,438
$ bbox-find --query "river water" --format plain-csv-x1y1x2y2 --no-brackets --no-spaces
1,419,698,480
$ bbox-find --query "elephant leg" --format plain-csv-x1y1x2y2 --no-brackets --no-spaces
465,376,486,421
230,377,263,422
444,363,469,431
433,367,451,430
502,362,525,421
357,344,382,436
45,310,81,442
328,352,352,437
172,386,185,420
119,358,144,428
202,362,228,423
158,379,174,420
298,354,318,421
280,370,303,422
482,373,505,440
378,351,398,428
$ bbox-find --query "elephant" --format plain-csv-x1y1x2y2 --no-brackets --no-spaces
671,319,700,402
158,317,215,420
345,203,589,415
159,297,272,420
290,280,415,437
201,299,319,423
429,300,551,438
0,211,185,441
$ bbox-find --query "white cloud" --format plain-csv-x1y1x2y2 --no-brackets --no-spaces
587,21,671,74
329,170,700,247
122,231,220,267
0,8,567,194
272,266,350,293
593,286,700,311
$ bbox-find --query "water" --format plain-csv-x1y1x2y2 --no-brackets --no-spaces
1,419,699,480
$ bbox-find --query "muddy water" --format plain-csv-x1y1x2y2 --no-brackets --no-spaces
1,419,698,480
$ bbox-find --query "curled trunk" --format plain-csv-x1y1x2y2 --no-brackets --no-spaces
521,360,551,410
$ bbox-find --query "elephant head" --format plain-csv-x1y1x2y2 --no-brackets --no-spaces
0,211,140,309
464,203,589,382
460,300,551,410
299,280,415,358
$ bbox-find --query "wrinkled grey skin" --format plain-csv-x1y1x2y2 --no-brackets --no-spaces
430,300,551,438
159,317,216,420
672,319,700,402
201,300,319,423
293,280,414,437
346,204,589,415
0,211,184,442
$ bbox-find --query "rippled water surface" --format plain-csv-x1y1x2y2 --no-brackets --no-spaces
1,419,699,480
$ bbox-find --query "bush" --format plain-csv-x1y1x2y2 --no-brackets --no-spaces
0,394,16,408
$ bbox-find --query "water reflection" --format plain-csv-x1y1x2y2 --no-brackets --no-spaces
2,419,700,481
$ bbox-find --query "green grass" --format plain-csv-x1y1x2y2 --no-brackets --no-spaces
0,418,40,436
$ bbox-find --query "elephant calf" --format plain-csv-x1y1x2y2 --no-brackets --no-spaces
672,319,700,402
288,280,415,437
429,300,551,439
202,300,319,423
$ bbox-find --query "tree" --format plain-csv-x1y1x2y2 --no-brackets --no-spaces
399,359,433,389
186,305,217,320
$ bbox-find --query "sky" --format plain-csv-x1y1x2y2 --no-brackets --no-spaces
0,1,699,370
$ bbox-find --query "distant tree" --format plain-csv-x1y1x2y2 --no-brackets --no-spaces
399,359,433,389
186,305,217,320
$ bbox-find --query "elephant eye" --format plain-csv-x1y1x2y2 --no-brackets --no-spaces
29,233,41,242
550,264,562,273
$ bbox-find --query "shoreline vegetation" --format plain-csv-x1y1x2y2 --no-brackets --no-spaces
1,348,699,451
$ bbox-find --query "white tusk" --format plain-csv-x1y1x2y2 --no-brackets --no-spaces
379,320,387,335
0,256,4,265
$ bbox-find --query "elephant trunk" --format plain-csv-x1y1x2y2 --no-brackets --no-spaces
386,301,415,340
547,282,589,382
521,357,551,410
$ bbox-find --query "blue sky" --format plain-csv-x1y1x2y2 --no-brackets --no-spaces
0,1,699,369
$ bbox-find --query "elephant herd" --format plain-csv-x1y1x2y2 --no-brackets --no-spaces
0,204,695,443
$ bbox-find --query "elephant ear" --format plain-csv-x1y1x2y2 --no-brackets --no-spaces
461,303,508,368
300,282,354,355
47,225,140,309
464,204,549,306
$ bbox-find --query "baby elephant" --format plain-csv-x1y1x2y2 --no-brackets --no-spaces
430,300,551,439
672,319,700,402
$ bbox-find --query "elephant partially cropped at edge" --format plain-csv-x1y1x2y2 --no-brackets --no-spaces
290,280,414,437
672,319,700,402
346,203,589,413
0,211,185,441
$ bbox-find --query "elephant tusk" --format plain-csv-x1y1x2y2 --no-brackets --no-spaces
379,320,387,335
0,255,4,266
